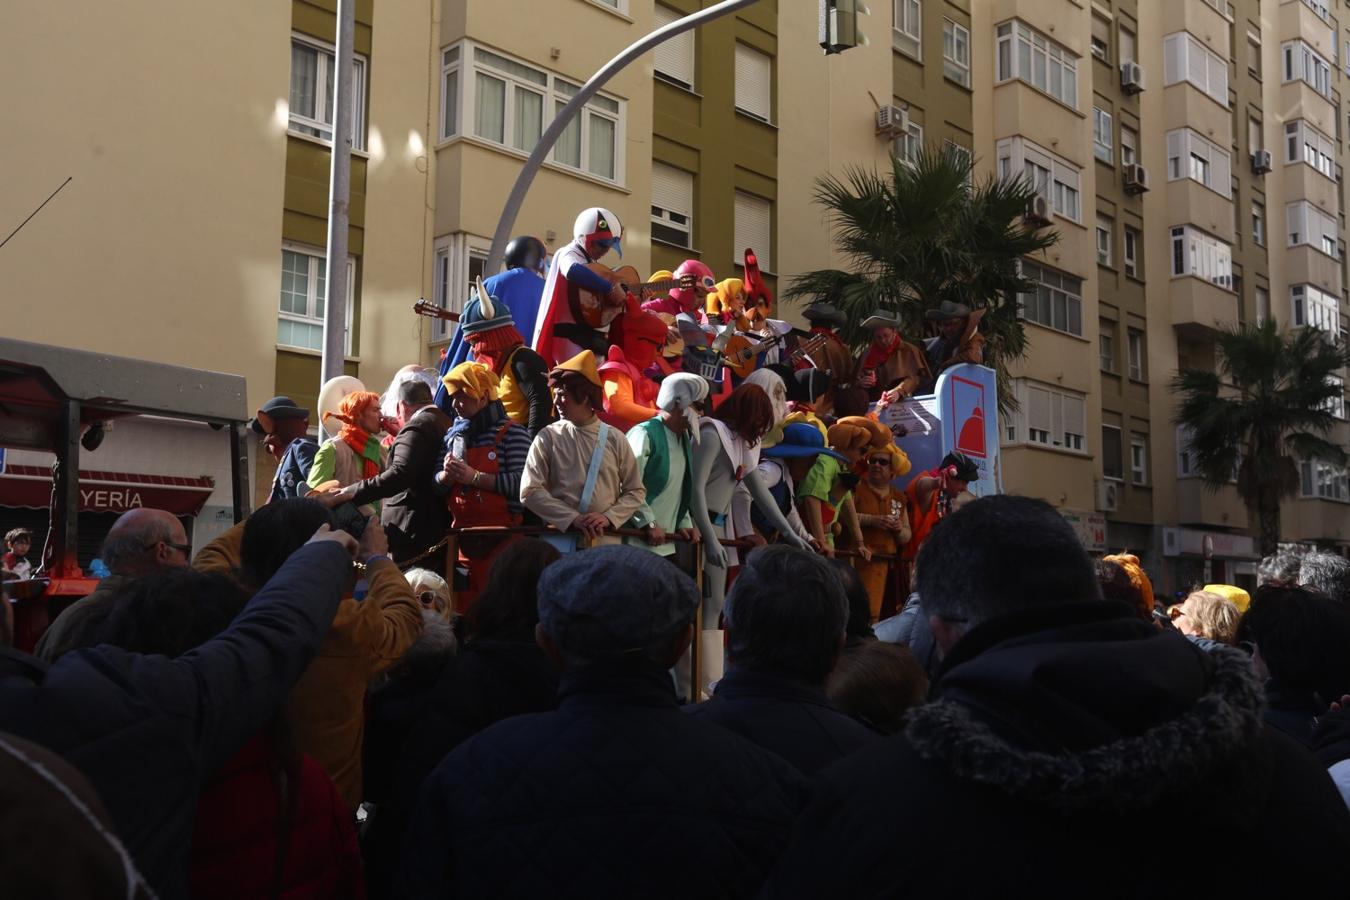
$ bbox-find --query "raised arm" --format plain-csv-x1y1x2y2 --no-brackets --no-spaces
352,426,434,508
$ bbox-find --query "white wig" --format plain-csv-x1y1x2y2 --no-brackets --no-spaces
656,373,709,444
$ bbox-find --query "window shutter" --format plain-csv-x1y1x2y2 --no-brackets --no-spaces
734,191,772,271
654,5,695,87
651,163,692,217
734,43,772,121
1187,37,1208,88
1027,385,1053,435
1208,48,1228,99
1213,142,1231,194
1063,394,1086,443
1163,34,1182,85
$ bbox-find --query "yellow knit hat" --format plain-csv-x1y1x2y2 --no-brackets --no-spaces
441,361,501,401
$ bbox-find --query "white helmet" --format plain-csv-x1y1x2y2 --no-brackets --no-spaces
573,207,623,256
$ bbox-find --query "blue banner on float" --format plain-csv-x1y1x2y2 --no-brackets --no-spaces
874,363,1000,498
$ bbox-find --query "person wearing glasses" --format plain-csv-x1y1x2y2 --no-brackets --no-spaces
34,508,192,661
841,441,912,622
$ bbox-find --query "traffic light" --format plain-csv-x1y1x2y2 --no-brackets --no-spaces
819,0,869,55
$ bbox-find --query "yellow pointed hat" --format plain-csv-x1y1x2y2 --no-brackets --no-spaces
549,349,603,388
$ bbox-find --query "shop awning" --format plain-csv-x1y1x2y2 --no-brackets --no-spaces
0,464,215,516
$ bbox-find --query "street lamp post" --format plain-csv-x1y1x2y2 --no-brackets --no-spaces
485,0,763,273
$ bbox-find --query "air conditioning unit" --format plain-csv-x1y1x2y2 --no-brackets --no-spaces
1251,149,1273,175
1123,164,1149,194
1025,193,1052,225
876,105,909,138
1096,480,1119,513
1120,61,1145,95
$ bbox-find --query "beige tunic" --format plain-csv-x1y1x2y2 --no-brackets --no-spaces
521,417,647,543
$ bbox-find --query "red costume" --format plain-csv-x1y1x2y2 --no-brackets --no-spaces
599,310,666,431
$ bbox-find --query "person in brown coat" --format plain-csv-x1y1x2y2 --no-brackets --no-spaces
194,498,422,810
856,312,931,409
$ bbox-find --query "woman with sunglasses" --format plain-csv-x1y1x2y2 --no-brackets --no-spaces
841,442,912,622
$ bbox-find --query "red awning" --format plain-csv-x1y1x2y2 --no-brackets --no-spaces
0,464,216,516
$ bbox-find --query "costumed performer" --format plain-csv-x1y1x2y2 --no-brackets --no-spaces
798,302,855,418
728,367,792,551
839,439,912,621
441,235,549,370
520,350,647,550
307,388,387,520
625,373,709,558
599,308,667,431
742,422,839,548
533,207,634,366
434,361,532,611
856,311,931,410
797,417,882,561
707,278,751,329
921,301,986,392
903,451,979,564
690,383,810,699
642,259,716,318
439,278,552,438
250,396,318,503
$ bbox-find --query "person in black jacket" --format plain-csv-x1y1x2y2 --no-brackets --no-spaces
685,545,880,774
362,538,562,899
766,496,1350,900
322,379,452,571
397,544,806,899
0,526,358,900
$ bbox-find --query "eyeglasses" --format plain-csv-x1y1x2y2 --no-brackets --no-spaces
148,540,192,556
867,457,892,467
1168,605,1189,621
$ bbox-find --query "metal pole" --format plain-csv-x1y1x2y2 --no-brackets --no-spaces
321,0,356,384
485,0,762,272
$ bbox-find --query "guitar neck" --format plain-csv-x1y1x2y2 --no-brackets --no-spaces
631,278,684,294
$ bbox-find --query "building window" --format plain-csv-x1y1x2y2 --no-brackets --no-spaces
289,34,368,151
1284,120,1336,179
1099,320,1115,372
450,43,625,184
734,191,772,272
1324,375,1346,420
441,48,460,139
1093,107,1113,163
1291,284,1341,335
278,245,354,353
1017,380,1088,452
1102,425,1124,479
1120,125,1137,167
1162,32,1229,108
1018,260,1083,336
893,118,924,166
997,137,1081,222
1177,425,1195,477
1119,28,1136,65
943,19,971,87
1247,30,1262,77
1252,202,1266,246
1130,433,1149,485
1096,214,1113,266
1283,40,1333,98
894,0,921,59
651,163,694,248
432,236,488,341
996,20,1079,109
1170,226,1233,289
1255,285,1270,324
1286,201,1339,258
734,43,772,122
1127,328,1146,381
653,4,695,88
1248,115,1263,154
1124,227,1140,277
1166,128,1232,197
1300,458,1350,501
1091,15,1110,62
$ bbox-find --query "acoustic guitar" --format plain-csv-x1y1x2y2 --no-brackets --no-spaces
720,330,830,380
412,299,460,323
568,263,694,329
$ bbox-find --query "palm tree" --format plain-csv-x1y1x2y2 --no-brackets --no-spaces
784,144,1057,410
1172,321,1350,556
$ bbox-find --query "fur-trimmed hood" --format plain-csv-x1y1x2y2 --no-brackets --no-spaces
905,603,1269,819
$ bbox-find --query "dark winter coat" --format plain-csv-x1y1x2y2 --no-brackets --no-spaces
361,639,558,899
352,406,452,566
395,661,807,899
684,666,880,774
766,602,1350,899
0,542,351,900
190,733,365,900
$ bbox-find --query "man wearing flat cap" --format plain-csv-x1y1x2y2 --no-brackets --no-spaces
397,545,806,898
251,396,318,503
855,311,931,408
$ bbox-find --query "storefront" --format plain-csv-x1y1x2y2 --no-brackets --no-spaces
1160,527,1259,600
